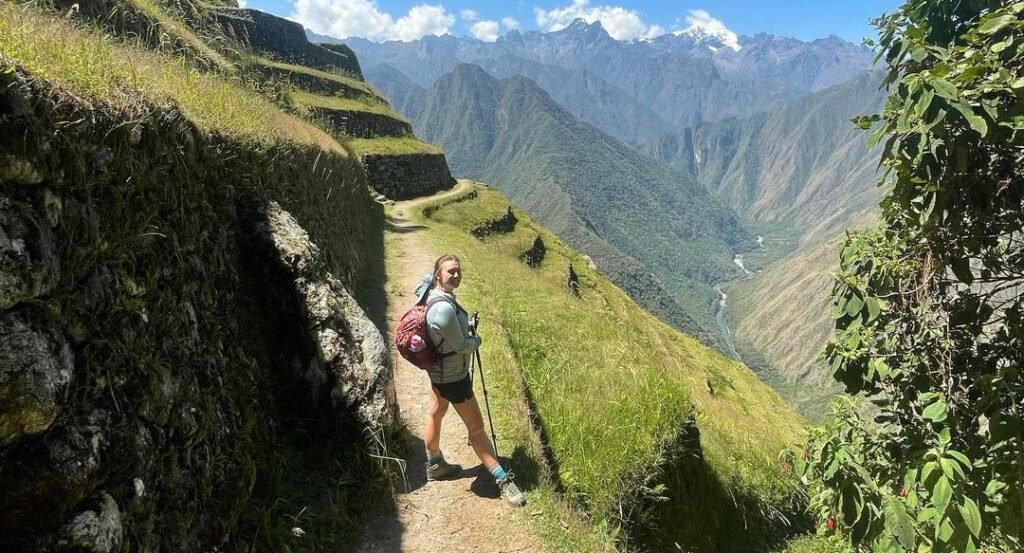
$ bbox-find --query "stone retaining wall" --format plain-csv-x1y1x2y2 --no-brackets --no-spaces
212,8,357,75
0,65,388,552
311,107,412,139
255,64,375,101
318,43,363,80
360,153,456,200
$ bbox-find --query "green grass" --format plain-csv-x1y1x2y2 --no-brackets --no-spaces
129,0,236,71
255,56,380,97
348,136,443,155
0,3,342,152
402,184,808,550
290,89,407,120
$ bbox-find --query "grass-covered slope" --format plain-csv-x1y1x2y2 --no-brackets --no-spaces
405,183,808,552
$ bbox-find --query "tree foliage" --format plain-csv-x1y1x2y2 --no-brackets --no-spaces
791,1,1024,551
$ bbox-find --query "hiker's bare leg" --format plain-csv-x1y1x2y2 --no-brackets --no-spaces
453,396,498,470
424,386,449,454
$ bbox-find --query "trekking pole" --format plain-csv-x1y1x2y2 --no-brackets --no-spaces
474,349,500,459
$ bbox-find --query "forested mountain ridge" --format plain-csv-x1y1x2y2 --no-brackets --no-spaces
643,70,888,240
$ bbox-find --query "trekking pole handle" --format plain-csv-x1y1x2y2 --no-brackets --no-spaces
469,312,480,336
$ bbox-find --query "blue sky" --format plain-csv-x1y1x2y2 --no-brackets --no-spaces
240,0,901,44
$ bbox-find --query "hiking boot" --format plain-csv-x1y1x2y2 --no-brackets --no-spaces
496,473,526,507
426,458,461,481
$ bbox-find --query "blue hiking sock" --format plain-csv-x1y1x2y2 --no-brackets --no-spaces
490,464,508,480
427,450,443,465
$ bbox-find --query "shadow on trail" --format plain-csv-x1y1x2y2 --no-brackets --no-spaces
385,214,426,234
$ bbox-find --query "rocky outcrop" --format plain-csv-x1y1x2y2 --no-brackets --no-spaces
212,8,358,75
521,235,546,267
52,492,124,553
240,198,391,428
471,206,518,238
0,411,110,534
0,193,60,310
310,107,412,139
318,43,363,80
360,152,456,200
0,309,73,446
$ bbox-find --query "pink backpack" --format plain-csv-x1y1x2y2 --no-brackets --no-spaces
395,296,450,370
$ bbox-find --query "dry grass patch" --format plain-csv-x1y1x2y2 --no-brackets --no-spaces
129,0,236,71
0,3,342,153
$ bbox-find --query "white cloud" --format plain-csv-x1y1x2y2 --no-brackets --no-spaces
470,19,500,42
237,0,247,6
534,0,661,41
290,0,455,41
501,16,520,30
675,9,741,51
460,9,479,21
393,5,455,41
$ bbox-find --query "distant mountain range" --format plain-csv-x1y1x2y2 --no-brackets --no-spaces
310,18,873,94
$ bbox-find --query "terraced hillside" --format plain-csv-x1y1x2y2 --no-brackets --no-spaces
202,4,455,200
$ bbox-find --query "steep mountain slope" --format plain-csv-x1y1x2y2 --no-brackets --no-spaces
474,54,673,145
637,72,888,414
644,70,887,241
396,63,752,345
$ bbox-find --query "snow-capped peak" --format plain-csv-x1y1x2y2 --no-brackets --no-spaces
673,10,741,52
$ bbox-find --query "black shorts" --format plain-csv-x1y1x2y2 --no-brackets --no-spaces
432,374,474,404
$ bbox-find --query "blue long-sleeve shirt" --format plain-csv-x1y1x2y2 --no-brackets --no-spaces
423,288,480,383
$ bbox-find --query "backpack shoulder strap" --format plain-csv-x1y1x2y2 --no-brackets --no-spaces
423,295,459,360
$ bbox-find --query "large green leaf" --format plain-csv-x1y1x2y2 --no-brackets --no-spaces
979,14,1015,34
931,78,959,99
922,399,948,422
932,475,952,513
950,101,989,136
959,497,982,537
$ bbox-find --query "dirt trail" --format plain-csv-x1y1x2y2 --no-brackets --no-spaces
356,180,540,553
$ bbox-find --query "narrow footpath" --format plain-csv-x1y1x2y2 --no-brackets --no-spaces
356,180,540,553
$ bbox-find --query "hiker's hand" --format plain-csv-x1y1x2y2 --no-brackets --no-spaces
469,312,479,334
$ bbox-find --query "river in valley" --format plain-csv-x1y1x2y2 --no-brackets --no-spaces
712,240,764,361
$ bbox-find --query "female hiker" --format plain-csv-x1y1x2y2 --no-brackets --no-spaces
413,254,526,508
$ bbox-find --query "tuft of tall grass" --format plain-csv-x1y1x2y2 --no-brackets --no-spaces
253,56,380,97
291,89,408,120
0,3,342,152
128,0,236,71
347,136,443,155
